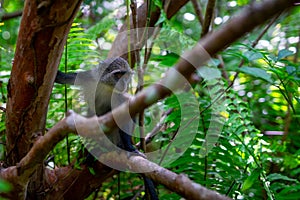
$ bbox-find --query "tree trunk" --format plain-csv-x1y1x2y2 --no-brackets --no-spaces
5,0,82,199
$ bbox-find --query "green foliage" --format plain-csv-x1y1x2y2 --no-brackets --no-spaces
0,179,12,193
1,1,299,199
238,66,273,83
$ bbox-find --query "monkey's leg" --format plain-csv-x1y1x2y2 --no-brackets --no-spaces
119,130,158,199
143,175,159,200
119,129,137,152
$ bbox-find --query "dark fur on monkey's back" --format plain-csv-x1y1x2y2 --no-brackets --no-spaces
55,57,158,200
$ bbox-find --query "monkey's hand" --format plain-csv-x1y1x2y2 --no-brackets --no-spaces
127,149,147,159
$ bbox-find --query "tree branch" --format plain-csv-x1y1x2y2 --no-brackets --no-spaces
1,110,230,199
101,154,231,200
201,0,216,37
191,0,204,27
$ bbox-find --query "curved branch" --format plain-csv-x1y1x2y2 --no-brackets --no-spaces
101,154,231,200
1,110,229,200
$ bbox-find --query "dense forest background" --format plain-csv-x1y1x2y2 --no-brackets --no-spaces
0,0,299,199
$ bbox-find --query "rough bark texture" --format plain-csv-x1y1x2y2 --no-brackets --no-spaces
5,0,82,199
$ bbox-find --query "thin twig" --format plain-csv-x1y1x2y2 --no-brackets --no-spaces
201,0,216,37
217,54,230,82
136,108,173,148
144,26,161,68
191,0,204,27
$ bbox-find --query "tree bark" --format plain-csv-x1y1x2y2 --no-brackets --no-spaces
5,0,82,199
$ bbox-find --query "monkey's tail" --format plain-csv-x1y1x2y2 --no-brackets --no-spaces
143,175,159,200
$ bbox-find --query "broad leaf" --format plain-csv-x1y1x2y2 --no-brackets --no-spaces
242,168,261,191
278,49,294,60
239,66,273,83
268,173,298,182
244,51,263,61
286,66,296,75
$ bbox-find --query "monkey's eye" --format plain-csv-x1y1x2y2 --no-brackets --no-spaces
113,71,127,79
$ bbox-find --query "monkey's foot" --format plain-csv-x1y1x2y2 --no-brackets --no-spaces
127,149,147,159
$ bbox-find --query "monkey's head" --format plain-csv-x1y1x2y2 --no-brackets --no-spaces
99,57,133,93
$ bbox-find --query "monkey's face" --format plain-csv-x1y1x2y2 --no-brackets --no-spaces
99,57,132,93
109,69,132,93
99,67,132,93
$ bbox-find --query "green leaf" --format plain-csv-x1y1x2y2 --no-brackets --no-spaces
242,168,261,191
286,66,296,75
237,0,249,6
268,54,277,62
0,179,12,193
278,49,294,60
158,53,179,67
197,67,221,80
88,166,96,175
208,58,221,66
239,66,273,83
244,51,263,61
155,12,167,25
86,17,115,39
268,173,298,182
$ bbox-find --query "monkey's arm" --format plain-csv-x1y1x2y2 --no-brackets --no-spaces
55,70,96,85
55,71,77,85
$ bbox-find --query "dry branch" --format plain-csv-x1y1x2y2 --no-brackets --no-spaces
102,154,231,200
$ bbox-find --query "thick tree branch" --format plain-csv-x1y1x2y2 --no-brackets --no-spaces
6,0,82,166
1,111,230,200
101,154,231,200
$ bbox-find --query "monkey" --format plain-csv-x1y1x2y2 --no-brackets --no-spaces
56,57,135,152
55,57,158,200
